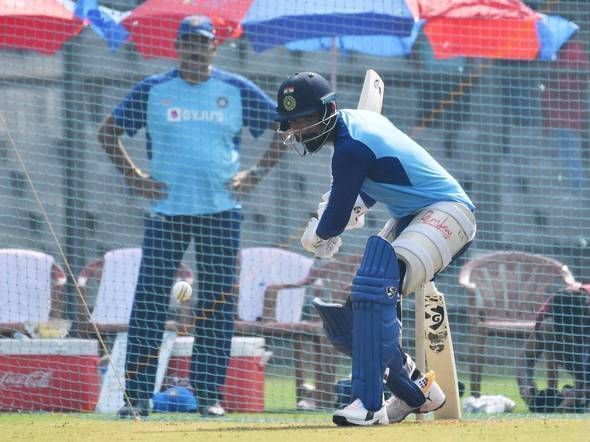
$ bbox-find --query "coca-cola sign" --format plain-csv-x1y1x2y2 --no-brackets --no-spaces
0,370,53,389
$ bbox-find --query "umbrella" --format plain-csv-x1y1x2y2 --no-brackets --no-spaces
71,0,130,51
406,0,578,60
242,0,577,62
0,0,84,54
242,0,418,56
242,0,420,87
121,0,254,59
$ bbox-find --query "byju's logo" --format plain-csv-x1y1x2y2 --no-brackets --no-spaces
166,107,224,123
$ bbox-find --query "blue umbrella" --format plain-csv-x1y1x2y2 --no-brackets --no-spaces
242,0,421,86
284,24,421,58
242,0,418,54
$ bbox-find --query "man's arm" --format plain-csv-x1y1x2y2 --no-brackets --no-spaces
97,115,167,200
316,140,375,239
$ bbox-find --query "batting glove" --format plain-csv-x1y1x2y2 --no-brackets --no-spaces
301,217,342,259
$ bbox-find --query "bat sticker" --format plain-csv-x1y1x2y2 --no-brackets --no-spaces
424,294,448,353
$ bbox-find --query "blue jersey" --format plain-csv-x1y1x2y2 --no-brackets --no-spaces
317,109,475,239
112,68,276,215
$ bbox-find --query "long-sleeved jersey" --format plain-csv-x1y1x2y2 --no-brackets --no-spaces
317,109,474,239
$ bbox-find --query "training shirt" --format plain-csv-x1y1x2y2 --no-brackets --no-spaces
317,109,475,239
113,68,276,215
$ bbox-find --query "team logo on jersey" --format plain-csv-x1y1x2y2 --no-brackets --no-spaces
283,95,296,112
217,96,228,108
167,108,181,122
166,107,223,122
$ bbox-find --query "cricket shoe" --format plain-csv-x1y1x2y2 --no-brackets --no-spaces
332,398,389,426
199,401,226,417
385,371,446,423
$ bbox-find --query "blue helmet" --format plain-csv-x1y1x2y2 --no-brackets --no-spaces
276,72,338,154
276,72,336,129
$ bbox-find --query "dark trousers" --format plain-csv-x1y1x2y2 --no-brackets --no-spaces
124,210,241,405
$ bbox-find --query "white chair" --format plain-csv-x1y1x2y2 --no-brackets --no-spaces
0,248,67,334
237,247,315,324
233,247,316,406
76,247,194,333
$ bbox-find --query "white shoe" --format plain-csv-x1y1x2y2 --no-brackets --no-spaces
386,371,446,423
333,398,389,426
199,401,226,417
416,372,445,414
297,398,317,410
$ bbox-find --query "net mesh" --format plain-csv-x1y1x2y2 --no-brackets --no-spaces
0,0,588,420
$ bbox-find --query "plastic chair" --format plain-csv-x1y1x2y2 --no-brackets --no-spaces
232,247,316,407
458,251,578,397
75,247,194,336
0,248,67,334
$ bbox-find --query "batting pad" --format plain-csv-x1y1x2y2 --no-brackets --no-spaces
313,297,353,356
351,236,400,412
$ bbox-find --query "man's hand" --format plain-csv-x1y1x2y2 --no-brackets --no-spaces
301,217,342,259
124,169,167,200
229,167,263,197
317,191,369,230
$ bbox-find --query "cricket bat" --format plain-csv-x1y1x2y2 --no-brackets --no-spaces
416,282,462,419
357,69,384,112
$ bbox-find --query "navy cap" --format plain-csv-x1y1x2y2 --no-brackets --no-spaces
177,15,215,40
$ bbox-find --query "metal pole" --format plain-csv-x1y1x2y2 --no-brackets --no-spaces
62,37,86,318
330,36,337,90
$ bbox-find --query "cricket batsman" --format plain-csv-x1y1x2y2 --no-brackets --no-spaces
275,72,477,425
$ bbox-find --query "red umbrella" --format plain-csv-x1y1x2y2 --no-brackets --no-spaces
0,0,84,55
406,0,574,60
122,0,254,59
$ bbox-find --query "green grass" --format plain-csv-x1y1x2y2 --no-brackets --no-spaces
265,375,298,411
264,371,575,414
0,373,586,442
0,413,587,442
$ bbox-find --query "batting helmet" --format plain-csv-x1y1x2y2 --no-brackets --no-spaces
276,72,336,131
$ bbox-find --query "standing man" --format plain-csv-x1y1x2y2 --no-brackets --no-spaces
98,15,286,418
275,72,476,425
